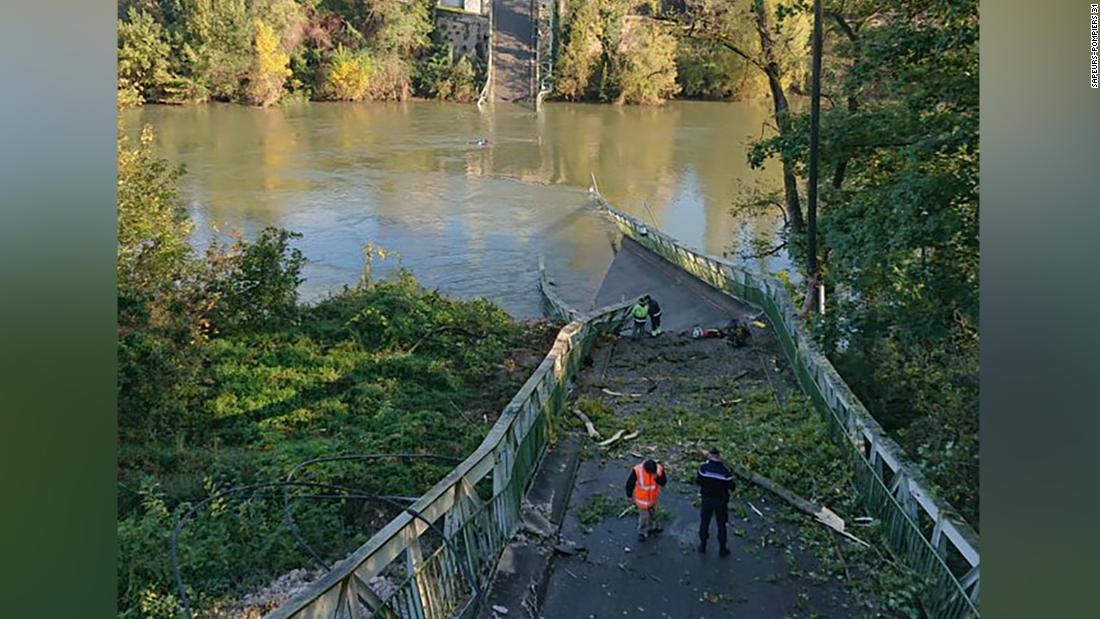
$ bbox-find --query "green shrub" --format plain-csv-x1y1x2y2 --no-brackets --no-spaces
366,53,414,101
204,228,306,335
676,38,742,100
319,46,374,100
245,19,292,106
417,44,479,101
182,0,254,101
117,7,177,104
615,18,680,105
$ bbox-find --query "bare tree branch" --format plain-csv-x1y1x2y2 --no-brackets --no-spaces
740,240,788,260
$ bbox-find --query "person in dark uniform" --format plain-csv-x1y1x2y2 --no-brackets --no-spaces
645,295,663,336
695,447,735,556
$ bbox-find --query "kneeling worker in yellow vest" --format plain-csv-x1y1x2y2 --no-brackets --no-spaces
625,459,667,541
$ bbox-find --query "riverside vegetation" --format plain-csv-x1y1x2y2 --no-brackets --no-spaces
117,121,561,617
117,0,481,106
115,0,806,108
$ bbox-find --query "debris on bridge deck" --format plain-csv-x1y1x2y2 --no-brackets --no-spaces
538,331,861,618
483,315,919,617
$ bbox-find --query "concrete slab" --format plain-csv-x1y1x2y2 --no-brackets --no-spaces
481,435,584,618
594,237,758,332
541,454,854,619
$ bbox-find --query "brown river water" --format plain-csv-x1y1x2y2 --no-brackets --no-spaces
125,100,791,317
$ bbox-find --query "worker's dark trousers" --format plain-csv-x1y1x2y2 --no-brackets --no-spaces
699,497,729,548
650,313,661,331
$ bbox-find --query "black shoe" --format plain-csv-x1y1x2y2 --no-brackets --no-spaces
697,543,706,554
638,533,647,542
719,547,731,557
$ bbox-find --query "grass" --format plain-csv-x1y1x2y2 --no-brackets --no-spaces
117,274,561,618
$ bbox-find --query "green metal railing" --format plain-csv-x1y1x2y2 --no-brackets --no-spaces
265,300,631,619
594,192,979,618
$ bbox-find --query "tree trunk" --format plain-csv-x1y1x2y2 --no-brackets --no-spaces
754,0,804,234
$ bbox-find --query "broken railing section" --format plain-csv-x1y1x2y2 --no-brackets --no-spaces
537,255,579,322
264,302,631,619
591,188,980,618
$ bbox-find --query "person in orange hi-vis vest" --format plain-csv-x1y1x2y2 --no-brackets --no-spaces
625,459,667,541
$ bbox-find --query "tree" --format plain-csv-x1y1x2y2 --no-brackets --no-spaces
204,228,306,333
181,0,254,101
246,19,292,106
418,44,480,102
554,1,679,104
556,0,606,100
117,120,210,440
657,0,811,232
751,0,980,521
117,124,193,334
117,7,176,104
616,18,681,105
320,45,374,100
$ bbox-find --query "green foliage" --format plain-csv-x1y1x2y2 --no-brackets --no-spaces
245,18,292,106
118,274,549,616
615,18,680,105
554,0,806,103
675,38,745,100
117,125,191,328
364,53,415,101
555,0,606,100
118,0,807,105
417,44,479,102
320,45,374,101
118,7,177,104
368,0,433,56
204,228,306,334
575,492,625,527
181,0,254,101
747,0,980,522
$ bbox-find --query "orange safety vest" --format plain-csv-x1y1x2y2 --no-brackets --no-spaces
632,463,665,509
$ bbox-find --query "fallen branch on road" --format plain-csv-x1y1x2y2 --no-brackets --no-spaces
597,430,624,448
571,408,602,440
728,462,870,548
598,429,639,449
601,388,641,398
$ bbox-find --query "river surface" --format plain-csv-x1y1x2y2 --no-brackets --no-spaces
125,100,792,318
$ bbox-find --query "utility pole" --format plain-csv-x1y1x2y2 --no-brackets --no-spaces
806,0,823,313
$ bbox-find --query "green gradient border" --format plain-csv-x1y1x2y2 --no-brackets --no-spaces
981,0,1100,617
0,1,117,617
